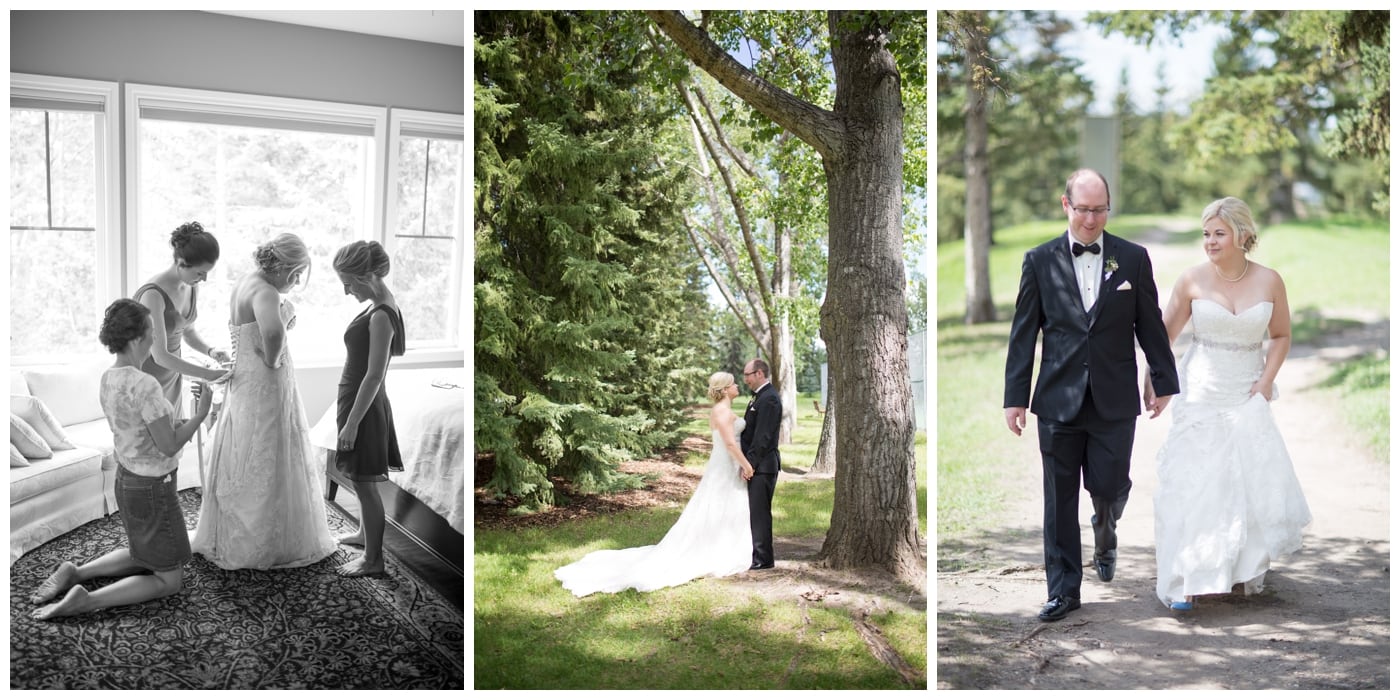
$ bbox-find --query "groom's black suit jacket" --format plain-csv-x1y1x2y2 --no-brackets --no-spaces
1004,231,1179,421
741,383,782,474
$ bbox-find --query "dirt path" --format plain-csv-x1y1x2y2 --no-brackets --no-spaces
936,231,1390,690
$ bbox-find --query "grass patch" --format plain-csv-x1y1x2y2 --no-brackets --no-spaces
1318,353,1390,462
476,390,928,689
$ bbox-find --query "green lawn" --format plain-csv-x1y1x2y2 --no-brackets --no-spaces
937,214,1390,541
476,392,928,689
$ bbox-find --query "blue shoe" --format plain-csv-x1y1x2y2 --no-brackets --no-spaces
1170,600,1194,611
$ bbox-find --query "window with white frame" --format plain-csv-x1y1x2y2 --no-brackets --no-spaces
9,74,121,362
126,84,387,365
385,109,464,349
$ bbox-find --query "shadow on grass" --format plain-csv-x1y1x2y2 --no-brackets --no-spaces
936,533,1390,690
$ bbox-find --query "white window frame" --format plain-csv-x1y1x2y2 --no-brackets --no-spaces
9,72,122,366
384,107,465,356
123,83,388,296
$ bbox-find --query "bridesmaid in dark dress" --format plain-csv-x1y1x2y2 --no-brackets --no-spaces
332,241,406,577
133,222,231,415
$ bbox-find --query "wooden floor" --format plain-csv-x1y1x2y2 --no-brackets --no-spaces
326,486,464,612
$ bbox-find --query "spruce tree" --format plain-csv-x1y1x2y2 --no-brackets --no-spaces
475,11,708,509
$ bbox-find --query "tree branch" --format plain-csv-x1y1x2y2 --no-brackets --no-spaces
646,10,845,160
693,87,758,178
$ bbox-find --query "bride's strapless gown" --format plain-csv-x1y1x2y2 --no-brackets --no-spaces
1154,299,1311,607
191,322,337,569
554,418,752,597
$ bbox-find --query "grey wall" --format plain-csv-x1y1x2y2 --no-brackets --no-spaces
10,10,463,114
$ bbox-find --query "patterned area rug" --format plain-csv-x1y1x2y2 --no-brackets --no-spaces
10,489,464,689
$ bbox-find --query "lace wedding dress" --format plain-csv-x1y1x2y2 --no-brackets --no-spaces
190,320,337,569
555,418,752,597
1154,299,1311,607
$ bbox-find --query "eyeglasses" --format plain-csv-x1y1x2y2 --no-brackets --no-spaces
743,370,759,376
1069,203,1111,217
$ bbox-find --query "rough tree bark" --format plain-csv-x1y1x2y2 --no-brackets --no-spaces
648,10,922,582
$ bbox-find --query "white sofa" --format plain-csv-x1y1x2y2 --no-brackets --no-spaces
9,358,203,564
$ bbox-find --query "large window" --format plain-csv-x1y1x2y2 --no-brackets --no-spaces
9,78,464,366
386,109,464,349
9,74,121,361
127,84,386,364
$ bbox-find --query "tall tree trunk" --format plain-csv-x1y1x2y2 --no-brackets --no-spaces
963,11,996,324
809,378,835,475
648,10,922,582
815,12,921,583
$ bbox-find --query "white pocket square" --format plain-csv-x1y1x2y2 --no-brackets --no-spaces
1116,280,1132,291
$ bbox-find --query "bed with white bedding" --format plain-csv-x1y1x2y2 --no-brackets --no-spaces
310,367,464,567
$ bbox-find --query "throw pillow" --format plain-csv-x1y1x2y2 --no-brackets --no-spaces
9,414,53,459
21,358,108,426
10,443,29,467
10,395,76,450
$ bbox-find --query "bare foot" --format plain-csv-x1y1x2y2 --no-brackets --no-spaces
338,531,365,547
337,556,384,578
31,561,79,604
32,585,91,620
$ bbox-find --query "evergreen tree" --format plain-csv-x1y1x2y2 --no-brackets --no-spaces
475,11,709,509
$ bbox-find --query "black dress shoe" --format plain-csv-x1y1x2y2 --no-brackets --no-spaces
1038,596,1081,622
749,563,774,570
1093,551,1116,582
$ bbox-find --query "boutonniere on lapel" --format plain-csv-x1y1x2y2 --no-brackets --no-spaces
1103,256,1118,281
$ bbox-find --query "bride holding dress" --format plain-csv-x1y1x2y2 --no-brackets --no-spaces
1148,197,1311,610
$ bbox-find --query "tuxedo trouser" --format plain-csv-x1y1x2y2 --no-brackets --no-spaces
1036,390,1134,600
748,471,778,567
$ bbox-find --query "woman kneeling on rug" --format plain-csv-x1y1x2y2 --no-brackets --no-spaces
31,298,213,620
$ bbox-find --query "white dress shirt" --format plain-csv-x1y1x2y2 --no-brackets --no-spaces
1069,233,1104,311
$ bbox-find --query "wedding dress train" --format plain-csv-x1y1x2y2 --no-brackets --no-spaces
554,418,752,597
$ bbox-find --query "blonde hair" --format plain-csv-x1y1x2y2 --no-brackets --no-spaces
707,372,736,403
254,233,311,276
1201,197,1258,253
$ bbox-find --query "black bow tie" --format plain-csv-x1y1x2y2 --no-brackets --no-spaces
1072,242,1101,257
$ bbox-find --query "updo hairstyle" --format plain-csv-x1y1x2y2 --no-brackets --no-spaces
1201,197,1259,253
333,240,391,279
170,221,220,266
99,298,152,354
707,372,736,403
254,233,311,278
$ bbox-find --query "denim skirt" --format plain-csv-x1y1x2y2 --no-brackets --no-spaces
115,465,191,571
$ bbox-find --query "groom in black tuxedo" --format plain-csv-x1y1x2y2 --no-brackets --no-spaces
1004,169,1179,622
740,358,782,570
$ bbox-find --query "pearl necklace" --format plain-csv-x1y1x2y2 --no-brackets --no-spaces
1213,260,1250,283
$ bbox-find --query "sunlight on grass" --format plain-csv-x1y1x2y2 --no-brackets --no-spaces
476,388,929,689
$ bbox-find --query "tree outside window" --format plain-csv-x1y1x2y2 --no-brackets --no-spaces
9,109,101,357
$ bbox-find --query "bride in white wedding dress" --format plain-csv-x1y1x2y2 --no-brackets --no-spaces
555,372,755,597
191,234,336,569
1147,197,1311,610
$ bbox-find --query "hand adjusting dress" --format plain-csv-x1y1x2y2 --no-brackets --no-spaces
191,312,336,569
1153,299,1311,607
554,418,752,597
